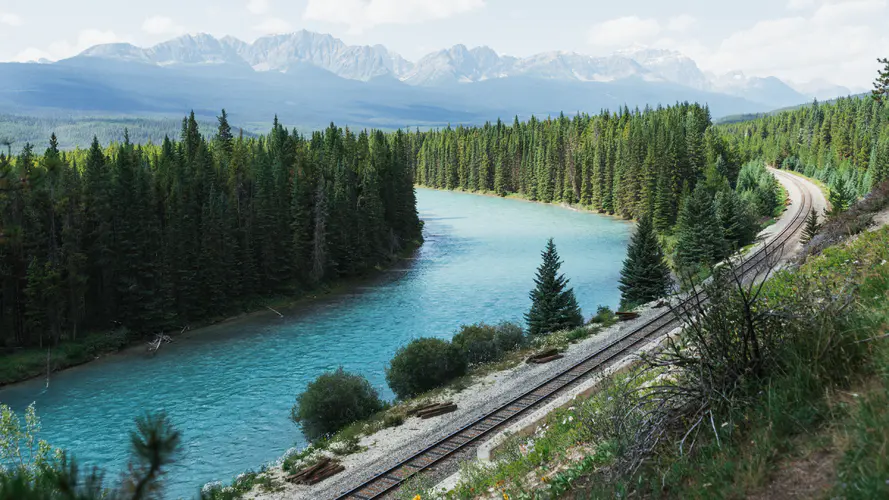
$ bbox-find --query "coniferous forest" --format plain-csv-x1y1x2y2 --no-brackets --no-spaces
0,112,422,349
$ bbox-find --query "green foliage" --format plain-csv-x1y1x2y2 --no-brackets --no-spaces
525,238,583,336
386,338,467,399
675,185,727,271
413,104,737,224
451,324,501,365
873,57,889,103
0,113,423,357
827,174,856,216
451,322,526,365
291,368,385,442
801,208,821,244
618,216,671,309
0,406,181,500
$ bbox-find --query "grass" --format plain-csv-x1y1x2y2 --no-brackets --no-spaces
413,226,889,500
0,328,130,387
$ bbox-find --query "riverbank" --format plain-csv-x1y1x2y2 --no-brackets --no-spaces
416,185,635,222
0,239,424,388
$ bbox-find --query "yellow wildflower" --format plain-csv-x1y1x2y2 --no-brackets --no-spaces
413,495,421,500
503,494,510,500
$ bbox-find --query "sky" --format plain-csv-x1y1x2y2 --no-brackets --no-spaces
0,0,885,88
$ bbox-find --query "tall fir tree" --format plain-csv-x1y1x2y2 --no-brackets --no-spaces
618,217,671,310
525,238,583,335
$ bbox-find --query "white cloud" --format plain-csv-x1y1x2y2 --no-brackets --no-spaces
13,29,125,62
0,12,23,26
787,0,815,9
253,17,292,33
588,16,661,47
141,16,185,36
303,0,485,33
247,0,270,15
667,14,696,32
697,0,889,86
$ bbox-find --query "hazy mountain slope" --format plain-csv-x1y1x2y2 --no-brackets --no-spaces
66,31,838,108
0,52,776,133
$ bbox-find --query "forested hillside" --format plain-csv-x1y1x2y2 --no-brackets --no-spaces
719,95,889,197
0,113,421,349
0,114,259,150
413,104,739,225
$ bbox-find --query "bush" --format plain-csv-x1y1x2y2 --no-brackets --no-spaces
452,324,501,365
386,338,467,399
291,368,384,441
493,321,525,352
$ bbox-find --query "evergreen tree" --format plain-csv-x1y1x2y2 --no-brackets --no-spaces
618,217,671,310
827,175,855,216
873,57,889,103
675,185,727,270
524,238,583,335
801,208,821,244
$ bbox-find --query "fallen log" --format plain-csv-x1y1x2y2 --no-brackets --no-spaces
528,354,564,364
615,311,641,321
286,458,345,485
526,349,562,364
407,401,451,417
417,403,458,419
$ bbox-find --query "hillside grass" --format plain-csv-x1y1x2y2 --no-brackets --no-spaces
409,226,889,500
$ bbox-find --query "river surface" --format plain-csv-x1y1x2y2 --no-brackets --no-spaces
0,188,631,498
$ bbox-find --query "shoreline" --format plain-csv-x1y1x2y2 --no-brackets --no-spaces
0,240,424,389
415,185,637,223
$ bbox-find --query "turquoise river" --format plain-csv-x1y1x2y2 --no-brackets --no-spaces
0,188,632,498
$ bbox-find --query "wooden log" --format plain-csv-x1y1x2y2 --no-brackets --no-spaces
418,403,458,419
287,458,346,485
407,402,447,417
528,354,564,364
615,311,640,321
526,349,560,364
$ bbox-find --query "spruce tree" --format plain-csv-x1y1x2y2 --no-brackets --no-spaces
525,238,583,335
618,217,671,310
827,175,855,216
801,208,820,244
675,185,727,270
873,57,889,103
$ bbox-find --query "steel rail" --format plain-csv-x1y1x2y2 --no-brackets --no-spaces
334,172,812,500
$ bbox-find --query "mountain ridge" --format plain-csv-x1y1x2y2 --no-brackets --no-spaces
67,31,860,108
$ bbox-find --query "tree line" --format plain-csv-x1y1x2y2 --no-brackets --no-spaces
0,112,422,349
412,103,742,230
718,95,889,199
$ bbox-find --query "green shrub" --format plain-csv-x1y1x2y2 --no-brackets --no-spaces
493,322,525,352
452,324,501,365
291,368,384,441
589,305,615,324
386,338,467,399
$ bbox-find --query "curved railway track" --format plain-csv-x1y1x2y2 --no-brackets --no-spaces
334,172,813,500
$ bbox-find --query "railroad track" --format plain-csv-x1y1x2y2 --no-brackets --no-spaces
334,172,813,500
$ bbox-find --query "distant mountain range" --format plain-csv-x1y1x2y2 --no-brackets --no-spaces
0,31,865,141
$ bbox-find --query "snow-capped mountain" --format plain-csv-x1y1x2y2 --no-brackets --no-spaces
74,31,851,108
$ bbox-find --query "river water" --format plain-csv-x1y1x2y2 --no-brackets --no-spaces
0,188,631,498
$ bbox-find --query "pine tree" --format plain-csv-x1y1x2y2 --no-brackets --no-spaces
801,208,821,244
827,175,855,216
675,185,727,270
524,238,583,335
873,57,889,103
618,217,671,310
